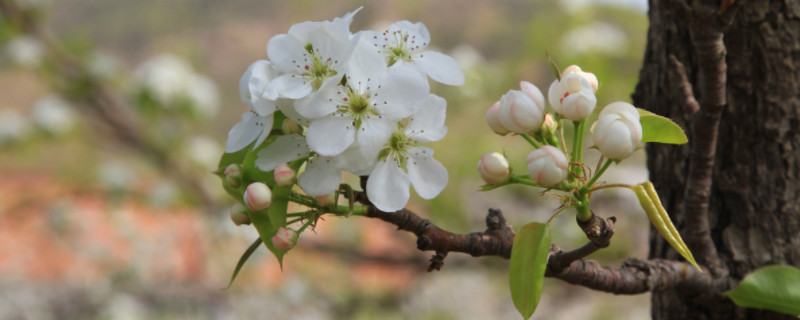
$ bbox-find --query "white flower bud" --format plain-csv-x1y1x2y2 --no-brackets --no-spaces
548,73,597,121
498,88,546,134
224,164,242,188
541,113,558,138
562,65,598,92
244,182,272,212
526,146,569,187
229,203,250,226
477,152,511,185
592,102,642,160
271,227,298,251
315,193,336,207
273,163,296,187
485,102,510,135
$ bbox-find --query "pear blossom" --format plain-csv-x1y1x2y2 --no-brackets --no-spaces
497,81,546,134
297,66,429,158
244,182,272,211
485,102,510,135
31,95,75,135
363,21,465,86
561,65,599,92
264,9,362,100
478,152,510,185
274,163,296,187
226,60,280,152
548,73,597,121
592,102,642,160
366,95,449,212
526,146,569,187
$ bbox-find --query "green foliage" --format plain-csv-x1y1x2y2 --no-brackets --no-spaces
637,108,688,145
509,222,551,319
724,265,800,316
225,237,263,289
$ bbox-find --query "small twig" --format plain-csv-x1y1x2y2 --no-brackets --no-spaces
669,55,700,115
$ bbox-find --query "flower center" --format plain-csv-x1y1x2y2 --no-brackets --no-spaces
301,44,338,89
379,128,411,168
336,85,378,129
386,30,417,66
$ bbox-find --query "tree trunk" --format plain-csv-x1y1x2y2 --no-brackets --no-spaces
633,0,800,319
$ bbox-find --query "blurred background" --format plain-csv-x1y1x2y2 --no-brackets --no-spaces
0,0,652,318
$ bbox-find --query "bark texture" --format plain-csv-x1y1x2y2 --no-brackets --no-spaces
633,0,800,318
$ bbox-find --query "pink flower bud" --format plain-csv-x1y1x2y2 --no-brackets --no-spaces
541,114,557,136
229,203,250,226
562,65,599,92
592,102,642,160
498,88,546,134
485,102,510,135
271,227,298,251
274,163,296,187
244,182,272,212
526,146,569,187
547,73,597,121
315,193,336,207
477,152,510,185
224,164,242,187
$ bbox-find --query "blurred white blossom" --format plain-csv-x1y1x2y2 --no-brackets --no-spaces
98,160,135,190
560,22,628,56
5,36,44,67
134,54,219,117
31,95,75,135
0,109,32,144
186,136,222,170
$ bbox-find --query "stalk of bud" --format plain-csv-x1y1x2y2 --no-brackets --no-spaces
272,227,298,251
274,163,296,187
485,102,510,135
229,203,250,226
224,164,242,188
592,102,642,160
526,146,569,187
477,152,511,185
244,182,272,212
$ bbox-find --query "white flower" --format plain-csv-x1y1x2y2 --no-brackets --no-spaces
478,152,510,185
497,81,546,134
226,60,281,152
5,35,44,67
254,134,343,197
0,109,31,144
548,73,597,121
526,146,569,187
265,9,361,100
134,54,220,117
31,95,75,135
186,136,221,170
297,66,430,158
363,21,465,86
592,102,642,160
366,95,449,212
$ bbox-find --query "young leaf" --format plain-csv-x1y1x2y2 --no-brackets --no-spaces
224,237,263,289
509,222,551,320
723,265,800,316
640,114,688,145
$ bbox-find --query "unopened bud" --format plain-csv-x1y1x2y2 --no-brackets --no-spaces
224,164,242,188
271,227,298,251
541,114,557,137
485,102,510,135
244,182,272,212
315,193,336,207
281,118,302,134
526,146,569,187
498,88,546,134
477,152,510,185
592,102,642,160
547,73,597,121
274,163,296,187
229,203,250,226
562,65,598,92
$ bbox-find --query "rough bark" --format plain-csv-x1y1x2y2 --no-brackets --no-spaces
633,0,800,318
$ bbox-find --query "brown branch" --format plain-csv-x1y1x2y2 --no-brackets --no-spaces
0,0,217,209
670,55,700,115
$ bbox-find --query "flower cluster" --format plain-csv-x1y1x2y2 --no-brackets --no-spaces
481,65,643,187
225,8,464,212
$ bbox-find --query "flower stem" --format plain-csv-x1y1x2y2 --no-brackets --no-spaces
588,183,633,193
521,133,542,148
570,120,586,178
547,205,575,224
558,119,568,155
586,159,613,188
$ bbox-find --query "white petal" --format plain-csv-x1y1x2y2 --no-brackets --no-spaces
374,67,429,119
306,116,355,156
548,79,562,113
252,114,274,148
276,100,310,126
297,156,342,196
413,51,465,86
295,82,339,119
225,111,263,153
255,134,310,172
388,21,431,46
356,118,395,158
334,145,377,176
407,147,448,199
346,34,389,80
266,34,304,74
367,159,410,212
264,74,312,100
406,94,447,143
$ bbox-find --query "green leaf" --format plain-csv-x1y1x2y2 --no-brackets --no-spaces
724,265,800,316
639,113,688,145
224,237,263,290
509,222,551,320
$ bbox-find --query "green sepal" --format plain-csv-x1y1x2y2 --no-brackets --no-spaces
723,265,800,316
224,237,262,290
509,222,551,320
637,108,688,145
